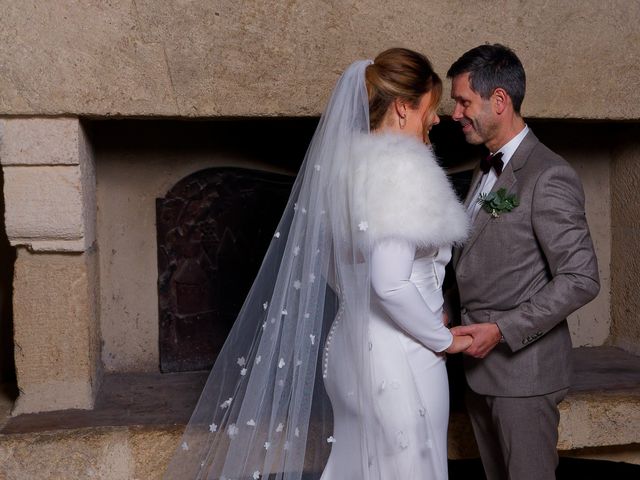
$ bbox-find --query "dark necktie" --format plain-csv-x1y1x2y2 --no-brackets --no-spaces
480,152,504,176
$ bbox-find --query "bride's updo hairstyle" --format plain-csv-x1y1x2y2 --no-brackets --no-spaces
365,48,442,130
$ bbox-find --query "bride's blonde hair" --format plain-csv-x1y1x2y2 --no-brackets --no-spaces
365,48,442,130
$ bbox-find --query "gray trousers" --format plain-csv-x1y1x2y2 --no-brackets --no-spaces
466,388,569,480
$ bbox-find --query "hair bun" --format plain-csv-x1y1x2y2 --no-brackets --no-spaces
365,48,441,130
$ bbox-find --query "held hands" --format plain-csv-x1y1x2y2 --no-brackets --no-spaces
442,311,474,354
445,333,473,354
450,323,502,358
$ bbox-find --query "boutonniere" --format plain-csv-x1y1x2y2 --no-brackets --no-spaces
477,188,519,218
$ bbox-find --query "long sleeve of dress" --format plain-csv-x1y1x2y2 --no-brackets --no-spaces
371,240,453,353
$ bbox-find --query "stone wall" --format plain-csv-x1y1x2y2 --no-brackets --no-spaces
0,1,638,119
0,1,638,413
610,126,640,355
0,118,101,413
11,248,100,414
535,122,612,347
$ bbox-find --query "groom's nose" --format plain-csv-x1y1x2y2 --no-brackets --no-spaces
451,104,464,122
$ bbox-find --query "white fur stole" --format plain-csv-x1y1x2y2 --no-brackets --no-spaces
351,133,469,248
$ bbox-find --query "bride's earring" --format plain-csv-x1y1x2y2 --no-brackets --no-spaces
399,115,407,129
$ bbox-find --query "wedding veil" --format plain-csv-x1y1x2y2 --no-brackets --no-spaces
163,59,443,479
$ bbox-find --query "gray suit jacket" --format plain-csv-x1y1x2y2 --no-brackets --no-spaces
453,131,600,397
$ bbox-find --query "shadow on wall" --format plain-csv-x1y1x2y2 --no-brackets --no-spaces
448,457,640,479
0,165,17,395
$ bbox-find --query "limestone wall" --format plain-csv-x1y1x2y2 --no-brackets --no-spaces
11,248,100,414
0,119,96,252
610,126,640,355
0,1,638,119
549,125,611,347
0,0,635,421
0,118,101,413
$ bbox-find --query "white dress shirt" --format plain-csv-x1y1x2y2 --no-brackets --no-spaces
467,125,530,222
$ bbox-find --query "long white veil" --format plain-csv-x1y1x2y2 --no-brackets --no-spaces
163,59,444,479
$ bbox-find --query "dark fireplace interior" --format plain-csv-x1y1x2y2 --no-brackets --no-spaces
156,167,294,372
0,166,17,396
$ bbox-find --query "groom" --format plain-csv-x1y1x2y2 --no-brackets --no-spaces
448,44,600,480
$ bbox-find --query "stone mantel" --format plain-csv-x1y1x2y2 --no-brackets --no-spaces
0,1,639,120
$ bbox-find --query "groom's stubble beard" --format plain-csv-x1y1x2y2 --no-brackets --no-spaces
462,101,497,147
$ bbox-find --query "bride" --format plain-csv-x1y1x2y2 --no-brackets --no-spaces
164,48,471,480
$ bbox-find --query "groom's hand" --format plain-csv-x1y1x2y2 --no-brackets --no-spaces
450,323,502,358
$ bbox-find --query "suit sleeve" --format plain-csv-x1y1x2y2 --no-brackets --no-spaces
493,164,600,352
371,240,453,352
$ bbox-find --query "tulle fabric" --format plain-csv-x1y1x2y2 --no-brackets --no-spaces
163,60,443,480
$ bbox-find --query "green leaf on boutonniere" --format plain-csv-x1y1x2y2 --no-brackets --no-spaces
477,188,520,218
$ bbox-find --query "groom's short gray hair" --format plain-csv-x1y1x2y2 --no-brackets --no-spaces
447,44,526,114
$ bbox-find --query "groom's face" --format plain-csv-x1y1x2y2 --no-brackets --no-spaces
450,73,496,147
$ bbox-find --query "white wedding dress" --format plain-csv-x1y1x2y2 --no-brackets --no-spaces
319,132,469,480
321,243,453,480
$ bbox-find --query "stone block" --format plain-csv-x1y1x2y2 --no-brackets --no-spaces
0,427,135,479
3,165,85,250
0,1,176,117
0,426,183,479
1,118,96,252
0,1,639,119
11,248,101,414
0,118,83,166
130,427,184,479
558,391,640,450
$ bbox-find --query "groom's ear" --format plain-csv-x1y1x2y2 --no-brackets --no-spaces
493,88,509,115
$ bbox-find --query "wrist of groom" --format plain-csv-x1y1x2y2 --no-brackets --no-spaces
495,323,506,343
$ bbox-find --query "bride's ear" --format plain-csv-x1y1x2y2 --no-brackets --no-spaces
393,98,407,119
393,98,407,128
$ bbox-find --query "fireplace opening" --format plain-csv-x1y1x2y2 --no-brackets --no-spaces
87,118,610,378
146,121,479,373
0,164,18,408
157,167,295,372
86,118,317,374
86,118,479,375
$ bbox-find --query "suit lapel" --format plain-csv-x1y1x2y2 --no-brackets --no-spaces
464,166,484,209
458,165,517,261
454,131,539,269
452,165,483,266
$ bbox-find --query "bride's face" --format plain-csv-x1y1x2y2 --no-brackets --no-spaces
404,91,440,144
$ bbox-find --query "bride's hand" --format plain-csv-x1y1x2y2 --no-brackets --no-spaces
445,334,473,354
